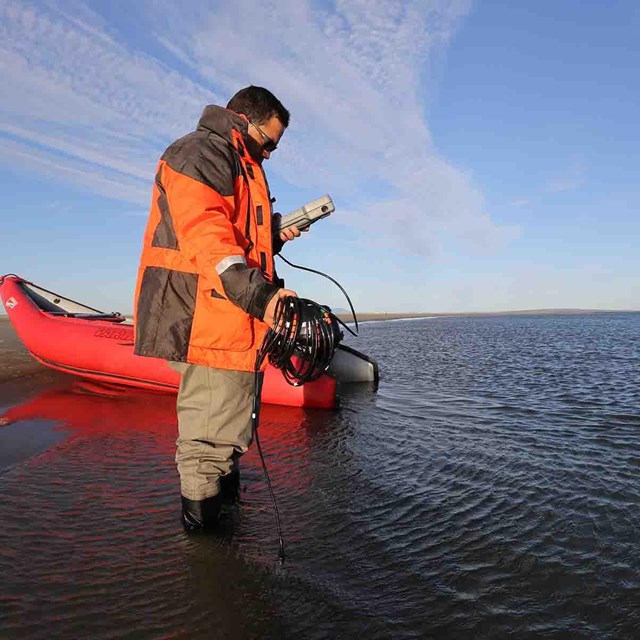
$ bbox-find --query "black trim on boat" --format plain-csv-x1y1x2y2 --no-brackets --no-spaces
19,280,104,314
17,281,126,322
46,311,127,322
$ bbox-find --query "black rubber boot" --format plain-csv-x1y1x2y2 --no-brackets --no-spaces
181,494,222,531
219,465,241,504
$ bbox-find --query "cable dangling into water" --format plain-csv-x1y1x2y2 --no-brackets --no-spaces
250,362,286,563
252,296,346,564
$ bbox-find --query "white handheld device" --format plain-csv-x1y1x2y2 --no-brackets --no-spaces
278,195,334,232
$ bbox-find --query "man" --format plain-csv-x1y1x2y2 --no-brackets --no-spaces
133,86,302,530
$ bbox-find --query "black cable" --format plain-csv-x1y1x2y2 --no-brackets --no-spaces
252,295,346,564
251,362,286,564
260,296,343,385
253,426,286,563
276,254,359,336
250,252,364,563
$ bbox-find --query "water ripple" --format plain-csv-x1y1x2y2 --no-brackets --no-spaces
1,314,640,638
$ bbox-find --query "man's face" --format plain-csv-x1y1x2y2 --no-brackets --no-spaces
246,115,286,165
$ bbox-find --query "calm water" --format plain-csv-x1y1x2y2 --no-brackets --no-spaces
1,314,639,639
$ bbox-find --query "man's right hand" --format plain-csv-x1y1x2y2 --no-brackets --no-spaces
263,288,297,327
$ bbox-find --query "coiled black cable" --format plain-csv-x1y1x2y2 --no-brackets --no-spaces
259,296,345,385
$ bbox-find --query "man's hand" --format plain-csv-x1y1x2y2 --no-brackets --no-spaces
273,213,310,245
263,288,297,327
279,225,303,243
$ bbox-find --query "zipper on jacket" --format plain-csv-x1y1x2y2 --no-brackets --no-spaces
232,150,254,253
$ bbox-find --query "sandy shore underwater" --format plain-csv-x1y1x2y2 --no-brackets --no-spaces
0,317,49,383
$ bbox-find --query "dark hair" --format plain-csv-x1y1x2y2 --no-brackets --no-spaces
226,85,290,128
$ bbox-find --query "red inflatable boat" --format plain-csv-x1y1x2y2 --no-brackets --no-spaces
0,275,378,408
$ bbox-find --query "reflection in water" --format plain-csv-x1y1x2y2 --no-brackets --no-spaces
0,379,359,639
1,380,177,431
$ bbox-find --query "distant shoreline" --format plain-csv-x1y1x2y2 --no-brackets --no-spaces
336,309,640,323
2,308,639,328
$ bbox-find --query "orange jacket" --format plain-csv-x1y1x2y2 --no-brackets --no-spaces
133,105,280,372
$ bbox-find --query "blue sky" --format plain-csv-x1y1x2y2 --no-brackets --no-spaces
1,0,638,313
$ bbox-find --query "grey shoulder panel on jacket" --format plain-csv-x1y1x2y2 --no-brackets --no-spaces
161,131,239,197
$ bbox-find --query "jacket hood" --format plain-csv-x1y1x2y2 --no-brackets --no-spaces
196,105,249,144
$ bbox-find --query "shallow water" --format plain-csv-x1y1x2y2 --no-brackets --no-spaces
1,314,639,638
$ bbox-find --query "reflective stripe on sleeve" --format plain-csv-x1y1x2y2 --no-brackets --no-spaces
215,255,247,275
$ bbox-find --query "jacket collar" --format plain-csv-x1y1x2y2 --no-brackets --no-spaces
196,105,249,144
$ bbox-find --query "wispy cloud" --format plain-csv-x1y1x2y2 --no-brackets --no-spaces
0,0,515,255
0,0,214,203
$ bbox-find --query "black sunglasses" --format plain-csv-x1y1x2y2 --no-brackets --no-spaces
249,120,278,153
